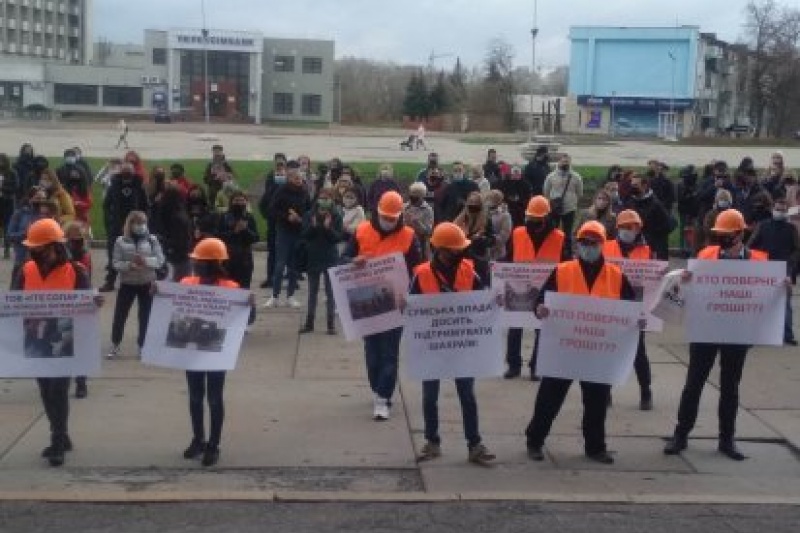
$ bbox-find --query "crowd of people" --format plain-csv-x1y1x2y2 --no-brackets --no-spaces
2,140,797,469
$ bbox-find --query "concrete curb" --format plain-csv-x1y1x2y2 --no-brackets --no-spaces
1,490,800,506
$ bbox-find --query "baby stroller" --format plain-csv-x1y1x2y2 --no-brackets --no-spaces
400,135,417,150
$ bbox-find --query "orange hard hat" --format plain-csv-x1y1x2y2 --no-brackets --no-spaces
23,218,65,247
616,209,643,228
377,191,403,218
577,220,607,242
712,209,746,233
526,195,551,217
430,222,471,251
190,237,229,261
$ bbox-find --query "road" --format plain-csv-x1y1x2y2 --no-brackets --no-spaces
2,502,799,533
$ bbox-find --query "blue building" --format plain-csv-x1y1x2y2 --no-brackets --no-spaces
567,26,701,138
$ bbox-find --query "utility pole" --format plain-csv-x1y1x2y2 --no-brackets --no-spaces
528,0,539,142
668,51,677,140
201,0,210,124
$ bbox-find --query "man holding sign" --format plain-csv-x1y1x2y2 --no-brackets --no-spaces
504,196,566,380
409,222,496,466
664,209,784,461
345,191,422,421
602,210,655,411
526,221,643,465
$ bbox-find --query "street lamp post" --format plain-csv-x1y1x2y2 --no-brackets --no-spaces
610,91,616,138
201,0,210,124
527,0,539,142
668,51,677,140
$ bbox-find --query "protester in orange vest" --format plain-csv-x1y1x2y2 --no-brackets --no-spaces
525,220,642,464
12,219,104,467
504,195,567,380
179,237,253,467
409,222,496,466
664,209,775,461
601,210,654,411
345,190,422,421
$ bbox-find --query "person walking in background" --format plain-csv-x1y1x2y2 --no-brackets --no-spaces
264,161,311,309
64,221,91,399
454,191,494,284
543,154,583,253
403,182,434,260
108,211,164,359
299,188,342,335
748,197,800,346
115,119,129,149
0,154,19,259
411,222,496,466
575,189,617,241
366,164,401,214
486,190,512,262
523,146,551,197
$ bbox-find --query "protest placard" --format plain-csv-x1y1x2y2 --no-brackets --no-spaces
328,253,410,341
0,290,100,378
650,269,687,324
403,290,503,380
685,259,786,345
490,261,556,329
141,282,251,371
606,258,668,332
537,293,642,385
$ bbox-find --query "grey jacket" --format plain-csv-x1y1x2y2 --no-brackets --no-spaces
543,169,584,214
112,234,165,285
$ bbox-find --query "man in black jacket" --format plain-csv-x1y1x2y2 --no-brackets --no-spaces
523,146,550,197
99,164,149,292
626,173,671,260
258,155,287,288
203,145,234,207
56,149,90,190
648,161,676,214
439,161,479,222
676,165,700,257
483,149,502,188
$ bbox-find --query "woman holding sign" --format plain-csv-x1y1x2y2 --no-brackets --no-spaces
409,222,496,466
602,210,654,411
664,209,769,461
504,196,567,380
12,218,103,467
345,190,422,421
525,221,642,465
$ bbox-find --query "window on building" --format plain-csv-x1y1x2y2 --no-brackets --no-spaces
152,47,166,65
301,94,322,116
103,86,143,107
302,57,323,74
273,92,294,115
53,83,98,105
274,55,295,72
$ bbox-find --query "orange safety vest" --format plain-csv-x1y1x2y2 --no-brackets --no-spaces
512,227,565,262
22,261,78,290
696,246,769,261
602,239,651,260
180,276,240,289
414,260,475,294
555,260,623,299
355,221,415,259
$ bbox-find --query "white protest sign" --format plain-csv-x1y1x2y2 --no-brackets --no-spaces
0,291,100,378
538,293,642,385
490,261,556,329
328,253,410,341
685,259,787,345
607,258,668,332
403,290,503,380
142,282,250,371
650,269,687,324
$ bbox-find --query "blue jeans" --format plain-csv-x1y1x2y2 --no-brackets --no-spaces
272,229,299,298
785,297,795,342
423,378,480,448
363,327,402,401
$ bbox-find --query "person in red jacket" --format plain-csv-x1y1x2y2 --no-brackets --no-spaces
410,222,495,466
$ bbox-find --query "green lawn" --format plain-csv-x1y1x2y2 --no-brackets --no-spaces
70,158,626,239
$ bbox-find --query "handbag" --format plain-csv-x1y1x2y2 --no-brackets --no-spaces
550,172,573,216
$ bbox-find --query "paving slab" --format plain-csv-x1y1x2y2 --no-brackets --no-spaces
751,410,800,450
680,440,800,477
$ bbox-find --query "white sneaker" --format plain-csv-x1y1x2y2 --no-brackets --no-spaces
373,397,390,421
287,297,301,309
263,296,277,308
107,344,120,359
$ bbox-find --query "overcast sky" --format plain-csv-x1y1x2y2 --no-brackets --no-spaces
96,0,755,69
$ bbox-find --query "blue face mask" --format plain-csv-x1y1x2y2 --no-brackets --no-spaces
274,175,287,185
577,243,602,263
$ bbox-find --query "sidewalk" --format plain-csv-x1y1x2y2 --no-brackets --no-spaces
1,253,799,504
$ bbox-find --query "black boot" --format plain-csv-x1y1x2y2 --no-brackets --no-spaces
639,388,653,411
75,377,88,399
98,281,115,293
46,435,68,467
298,320,314,334
326,318,336,335
503,367,521,379
202,444,220,467
183,438,205,459
664,433,688,455
718,438,747,461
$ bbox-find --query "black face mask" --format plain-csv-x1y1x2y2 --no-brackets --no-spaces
434,249,463,271
120,172,133,182
194,262,219,279
559,164,569,172
29,248,50,265
630,187,643,197
718,235,738,250
526,220,547,233
231,205,246,217
171,170,183,179
68,240,84,257
467,205,482,214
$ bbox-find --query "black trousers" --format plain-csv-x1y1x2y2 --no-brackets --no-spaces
228,256,255,324
305,270,334,328
266,218,277,284
506,328,540,373
674,343,749,441
104,233,120,284
525,377,611,455
634,332,651,391
37,377,70,443
186,371,226,447
111,283,153,347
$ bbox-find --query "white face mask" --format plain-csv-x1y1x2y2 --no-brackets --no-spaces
577,243,602,263
343,198,357,208
618,228,637,244
773,211,788,221
379,218,397,232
